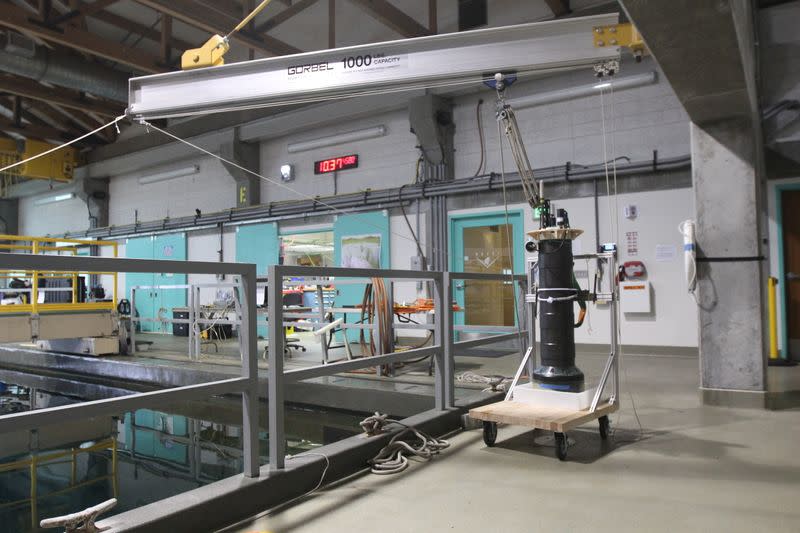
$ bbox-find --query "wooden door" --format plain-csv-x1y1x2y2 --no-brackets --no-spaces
783,190,800,357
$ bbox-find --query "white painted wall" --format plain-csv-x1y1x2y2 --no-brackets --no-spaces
18,194,89,236
448,187,698,347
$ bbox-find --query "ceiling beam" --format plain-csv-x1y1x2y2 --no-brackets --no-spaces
0,76,123,117
52,0,120,25
544,0,571,17
90,8,194,55
348,0,431,38
0,3,166,73
254,0,318,33
0,114,77,142
160,13,172,63
0,96,59,132
47,102,116,142
15,98,85,135
136,0,302,56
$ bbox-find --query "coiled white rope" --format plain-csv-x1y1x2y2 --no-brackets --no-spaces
360,412,450,475
456,371,511,392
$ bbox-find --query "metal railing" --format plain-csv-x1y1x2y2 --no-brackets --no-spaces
264,266,528,470
0,254,532,521
0,437,118,530
447,271,529,352
266,264,448,470
0,253,261,479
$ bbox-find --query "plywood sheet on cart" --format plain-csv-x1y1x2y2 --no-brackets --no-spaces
469,400,618,433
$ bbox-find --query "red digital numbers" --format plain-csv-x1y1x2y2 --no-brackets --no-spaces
314,154,359,175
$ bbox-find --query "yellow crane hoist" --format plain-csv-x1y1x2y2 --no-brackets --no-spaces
181,0,274,70
0,138,79,183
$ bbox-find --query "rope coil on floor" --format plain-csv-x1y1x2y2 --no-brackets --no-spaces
360,412,450,475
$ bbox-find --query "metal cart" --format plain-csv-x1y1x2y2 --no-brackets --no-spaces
469,249,620,461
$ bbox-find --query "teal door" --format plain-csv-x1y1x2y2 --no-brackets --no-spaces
333,211,390,342
153,233,187,330
126,234,187,332
236,222,279,337
126,236,156,332
450,211,524,333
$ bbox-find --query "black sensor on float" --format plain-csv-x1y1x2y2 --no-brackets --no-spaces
529,204,585,392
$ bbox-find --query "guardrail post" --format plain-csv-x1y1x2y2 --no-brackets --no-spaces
442,272,455,409
267,265,286,471
188,284,196,361
194,286,202,360
130,288,137,356
239,267,260,478
517,279,529,355
433,272,446,410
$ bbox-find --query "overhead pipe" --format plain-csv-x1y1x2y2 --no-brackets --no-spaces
0,31,129,102
507,71,658,110
64,155,691,240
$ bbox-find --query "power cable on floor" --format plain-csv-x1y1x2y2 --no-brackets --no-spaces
285,451,330,497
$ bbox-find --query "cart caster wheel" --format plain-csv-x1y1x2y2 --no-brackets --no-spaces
599,415,610,440
482,421,498,447
554,432,568,461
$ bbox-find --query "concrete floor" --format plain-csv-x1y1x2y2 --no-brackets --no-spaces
224,353,800,533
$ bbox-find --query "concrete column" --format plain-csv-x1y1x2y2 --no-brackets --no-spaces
691,118,768,407
220,128,260,208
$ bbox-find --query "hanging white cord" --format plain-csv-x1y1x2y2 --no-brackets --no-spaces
598,87,614,241
0,115,127,175
610,82,620,242
285,451,330,496
497,117,528,363
600,79,644,442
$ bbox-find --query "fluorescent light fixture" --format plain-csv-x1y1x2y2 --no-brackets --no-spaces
34,192,75,206
287,126,386,154
508,71,658,110
138,165,199,185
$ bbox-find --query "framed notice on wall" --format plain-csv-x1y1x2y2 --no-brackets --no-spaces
340,234,381,269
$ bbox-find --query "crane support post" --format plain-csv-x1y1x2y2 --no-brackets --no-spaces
128,14,620,120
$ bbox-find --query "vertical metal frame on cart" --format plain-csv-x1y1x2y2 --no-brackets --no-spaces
518,250,620,412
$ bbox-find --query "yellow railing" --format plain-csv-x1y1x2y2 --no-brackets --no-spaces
0,235,118,315
0,437,118,529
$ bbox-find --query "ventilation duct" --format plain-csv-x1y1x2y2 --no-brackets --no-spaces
0,31,129,103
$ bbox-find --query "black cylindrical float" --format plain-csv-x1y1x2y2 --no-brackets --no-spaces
534,238,584,391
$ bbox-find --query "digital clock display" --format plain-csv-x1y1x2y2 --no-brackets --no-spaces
314,154,359,175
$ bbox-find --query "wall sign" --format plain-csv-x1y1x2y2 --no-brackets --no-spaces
625,231,639,256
